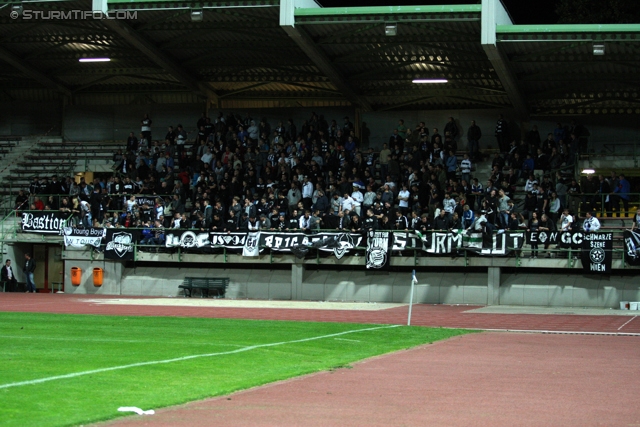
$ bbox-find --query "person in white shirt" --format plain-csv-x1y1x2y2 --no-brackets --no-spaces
397,184,410,214
299,210,312,230
583,211,601,232
560,208,573,232
341,194,355,212
443,193,456,217
524,174,538,193
301,176,314,210
351,186,364,216
460,153,472,184
200,148,213,167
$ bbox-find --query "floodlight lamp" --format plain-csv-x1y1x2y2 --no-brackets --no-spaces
412,79,448,84
191,9,203,22
582,169,596,175
385,23,397,37
593,43,605,56
79,58,111,62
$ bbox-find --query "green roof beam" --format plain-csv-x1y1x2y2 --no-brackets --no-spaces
497,24,640,34
294,5,482,17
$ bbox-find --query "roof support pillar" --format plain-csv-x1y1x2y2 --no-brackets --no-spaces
102,19,218,103
280,0,372,112
481,0,528,121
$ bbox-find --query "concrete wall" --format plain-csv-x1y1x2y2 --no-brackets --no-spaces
41,250,640,307
62,257,125,295
500,272,640,308
109,265,637,308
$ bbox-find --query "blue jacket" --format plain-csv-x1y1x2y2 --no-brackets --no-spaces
463,210,475,228
445,155,458,172
614,178,630,200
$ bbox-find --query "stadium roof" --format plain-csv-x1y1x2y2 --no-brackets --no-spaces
1,0,640,117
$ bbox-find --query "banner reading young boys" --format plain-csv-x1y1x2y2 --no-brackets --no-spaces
63,227,104,248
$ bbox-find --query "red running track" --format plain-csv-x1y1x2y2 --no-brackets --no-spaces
101,333,640,427
0,293,638,334
2,294,640,427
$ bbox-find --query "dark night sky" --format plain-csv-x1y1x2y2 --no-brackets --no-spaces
318,0,560,25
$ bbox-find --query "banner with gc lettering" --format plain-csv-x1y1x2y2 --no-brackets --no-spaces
581,232,613,274
104,229,139,260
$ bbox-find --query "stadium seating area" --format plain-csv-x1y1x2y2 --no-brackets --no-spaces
5,111,638,258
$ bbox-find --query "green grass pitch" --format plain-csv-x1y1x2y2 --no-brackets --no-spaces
0,312,472,426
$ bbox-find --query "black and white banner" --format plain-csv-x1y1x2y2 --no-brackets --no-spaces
104,228,139,260
366,231,390,269
624,230,640,266
21,211,69,234
135,196,156,207
164,230,362,259
393,231,525,256
581,232,613,274
165,230,250,252
63,227,104,248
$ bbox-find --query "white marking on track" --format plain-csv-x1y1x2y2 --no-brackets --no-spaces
0,325,400,390
480,328,640,336
618,315,637,331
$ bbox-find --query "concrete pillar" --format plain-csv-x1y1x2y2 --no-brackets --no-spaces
291,263,305,299
487,267,501,305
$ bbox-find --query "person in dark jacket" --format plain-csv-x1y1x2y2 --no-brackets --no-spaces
1,259,17,292
23,253,36,293
312,190,330,214
433,209,452,231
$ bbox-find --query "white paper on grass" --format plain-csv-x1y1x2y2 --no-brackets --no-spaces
118,406,155,415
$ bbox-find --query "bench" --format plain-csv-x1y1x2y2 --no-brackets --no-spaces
179,277,229,298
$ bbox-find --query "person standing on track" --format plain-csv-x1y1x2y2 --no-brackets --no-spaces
23,253,37,293
1,259,17,292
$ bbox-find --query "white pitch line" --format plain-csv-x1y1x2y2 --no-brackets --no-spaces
618,315,638,331
0,325,399,390
334,338,361,343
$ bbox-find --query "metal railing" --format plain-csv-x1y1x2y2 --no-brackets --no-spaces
2,210,634,267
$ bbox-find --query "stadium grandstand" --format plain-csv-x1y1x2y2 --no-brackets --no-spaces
1,0,639,308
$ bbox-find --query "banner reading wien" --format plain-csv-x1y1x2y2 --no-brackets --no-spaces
581,232,613,274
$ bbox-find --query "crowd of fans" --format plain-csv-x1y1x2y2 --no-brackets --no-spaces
17,111,639,252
